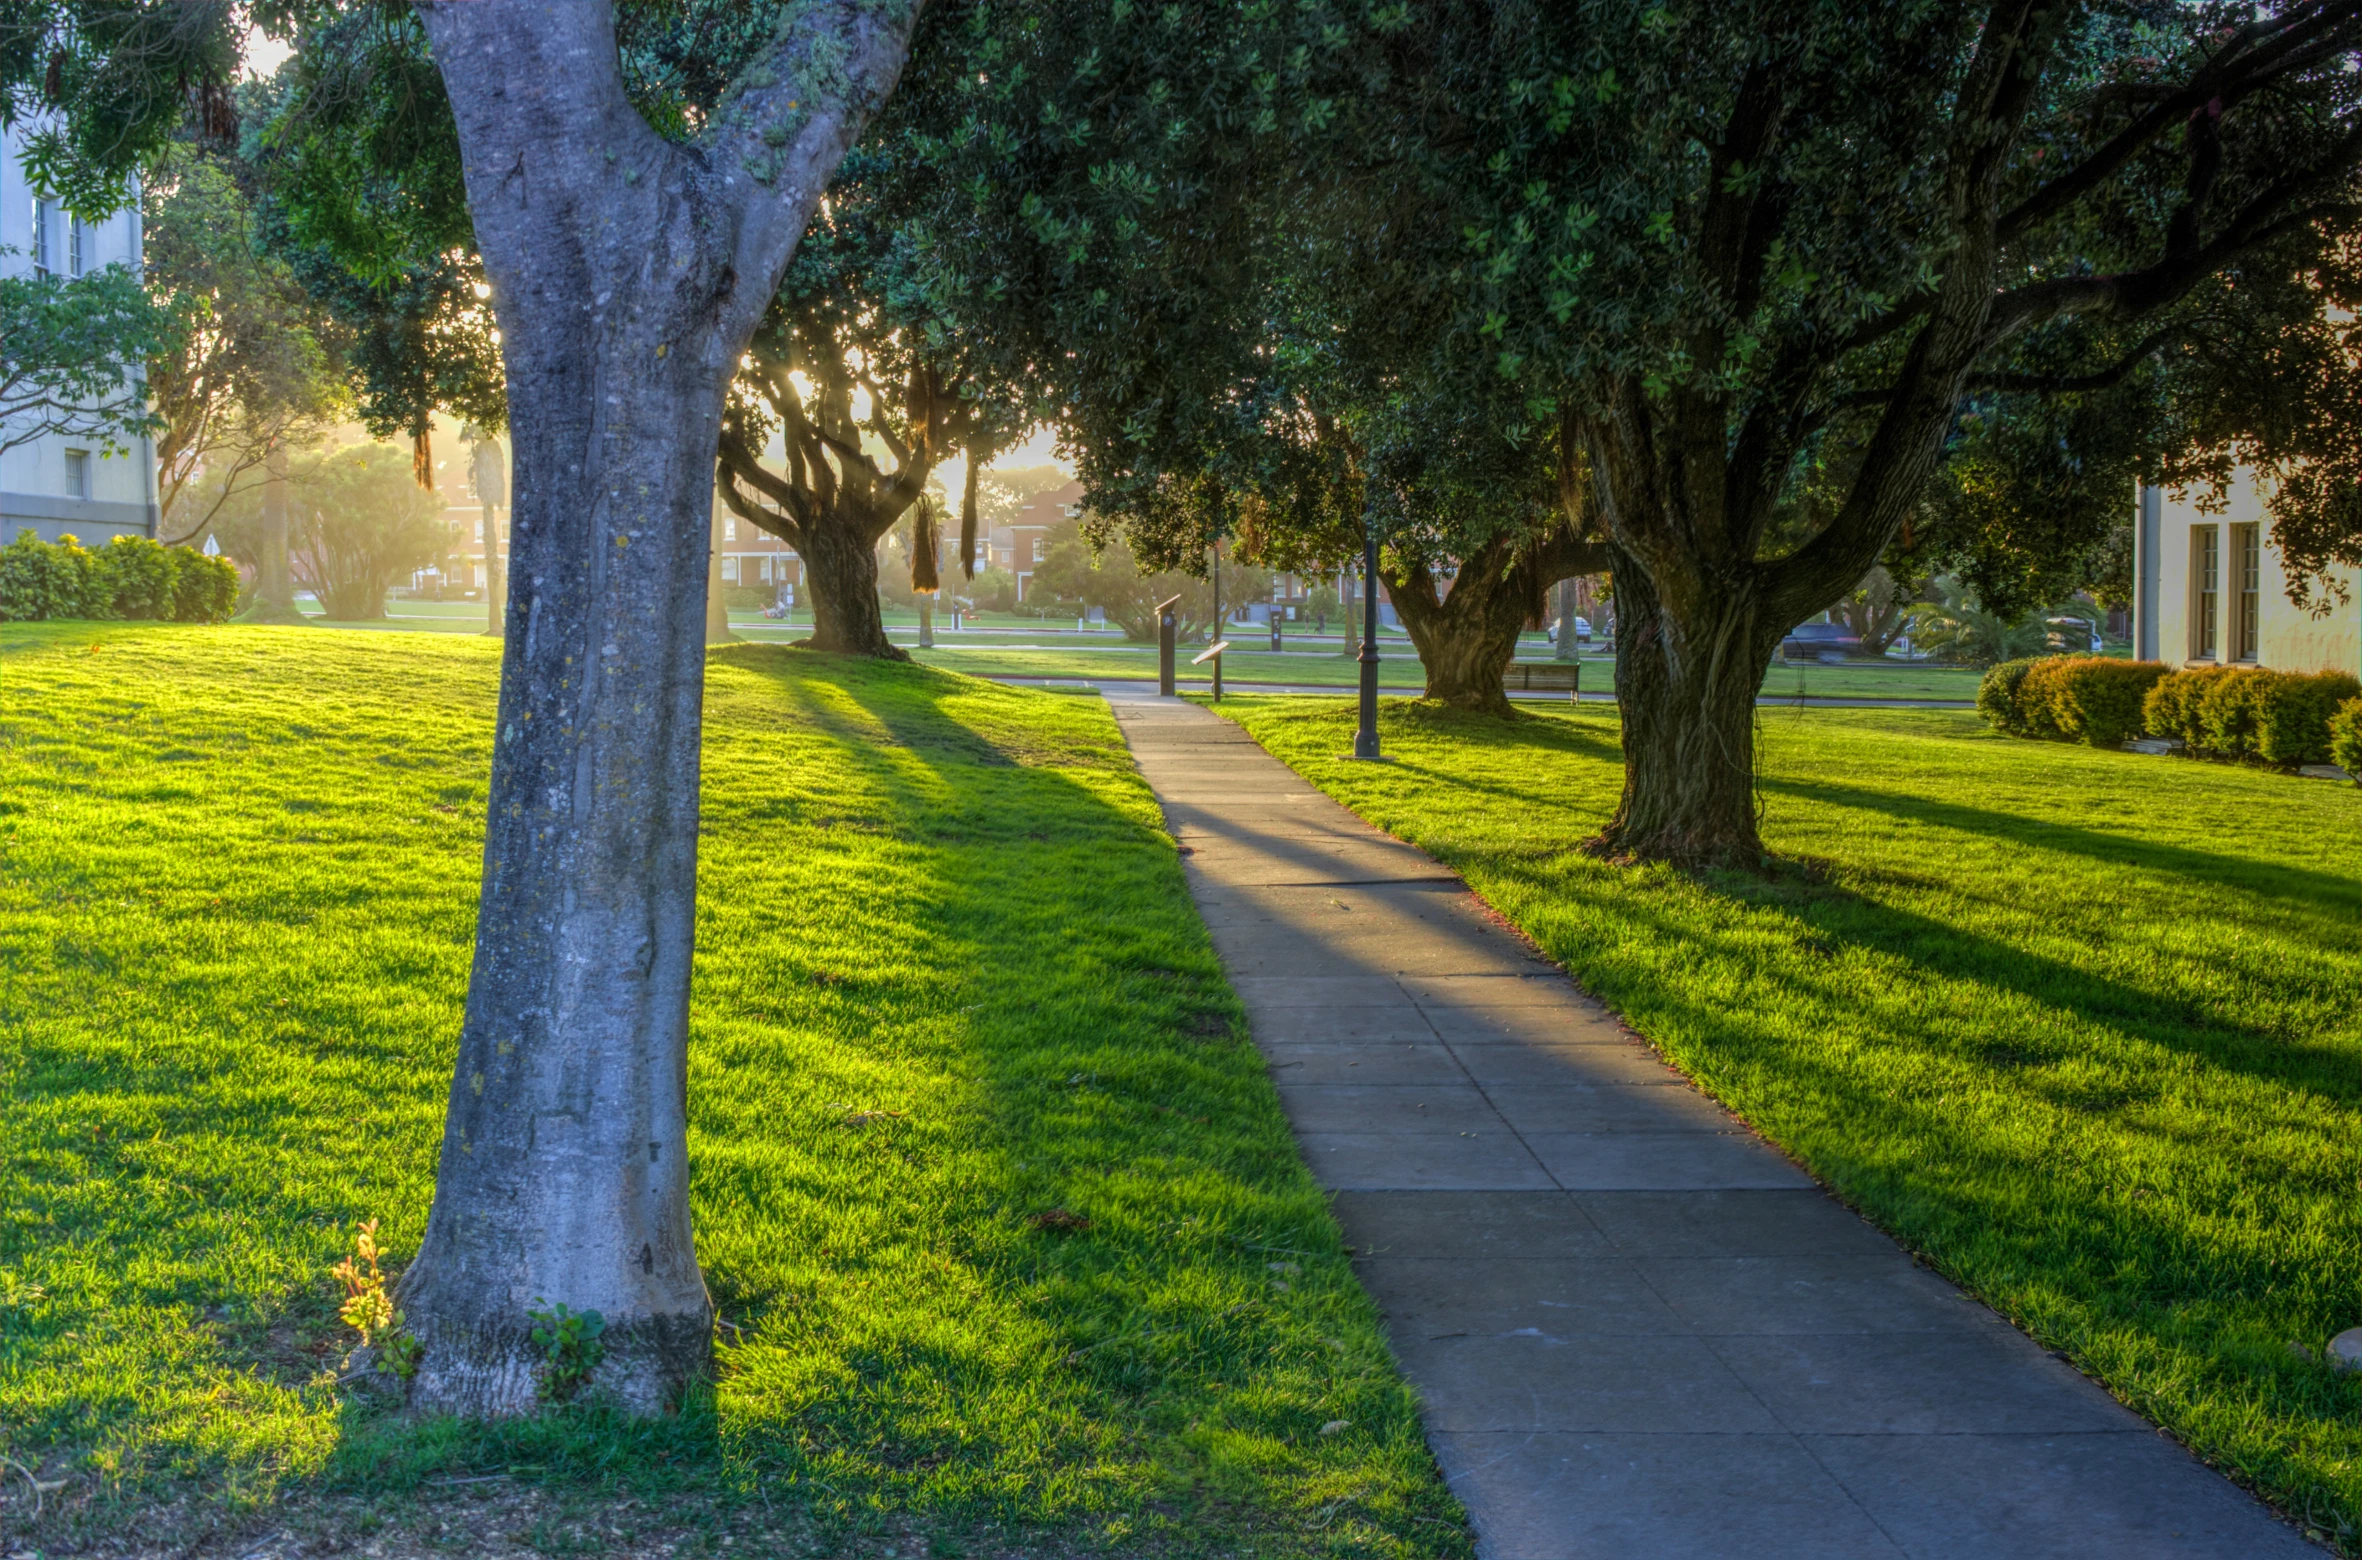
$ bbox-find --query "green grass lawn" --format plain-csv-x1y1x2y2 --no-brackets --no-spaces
290,602,1988,702
1216,694,2362,1548
0,624,1461,1559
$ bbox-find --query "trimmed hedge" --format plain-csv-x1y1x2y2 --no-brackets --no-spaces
2015,657,2074,738
2141,665,2360,766
2330,697,2362,780
2257,670,2360,766
2141,664,2231,751
1977,655,2168,746
0,531,238,625
1976,658,2042,736
2048,657,2170,745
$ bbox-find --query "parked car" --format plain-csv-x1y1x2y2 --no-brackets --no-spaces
2043,616,2100,653
1780,622,1863,662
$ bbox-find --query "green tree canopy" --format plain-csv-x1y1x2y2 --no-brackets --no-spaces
205,440,450,620
143,143,348,536
0,254,178,460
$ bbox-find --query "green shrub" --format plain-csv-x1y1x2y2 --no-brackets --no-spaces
2255,670,2361,767
2015,657,2075,738
0,530,87,620
1976,657,2042,735
2143,665,2233,748
100,535,179,620
2144,665,2358,765
2040,657,2171,746
2330,697,2362,779
0,531,236,624
170,552,240,623
0,532,110,620
2195,667,2270,758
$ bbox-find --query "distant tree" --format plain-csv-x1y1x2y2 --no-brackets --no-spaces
1358,3,2362,863
1034,519,1249,642
144,146,347,538
210,442,448,620
1829,567,1920,660
966,565,1020,615
715,149,1024,657
1907,579,2056,668
245,42,505,486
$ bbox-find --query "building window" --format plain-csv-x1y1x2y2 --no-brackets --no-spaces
2191,525,2219,660
68,217,83,277
721,556,739,583
723,518,737,542
31,199,50,276
2230,523,2261,662
63,449,89,500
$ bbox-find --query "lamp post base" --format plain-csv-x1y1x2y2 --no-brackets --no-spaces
1352,523,1383,758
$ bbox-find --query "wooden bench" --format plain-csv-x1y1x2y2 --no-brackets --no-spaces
1506,661,1582,700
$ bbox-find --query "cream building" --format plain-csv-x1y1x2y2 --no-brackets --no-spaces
2132,474,2361,676
0,125,159,543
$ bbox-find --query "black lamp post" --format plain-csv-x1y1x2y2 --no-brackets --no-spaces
1211,536,1222,641
1353,503,1381,760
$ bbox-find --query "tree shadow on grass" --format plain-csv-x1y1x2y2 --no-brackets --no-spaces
1759,774,2360,914
8,644,1457,1554
644,648,1451,1541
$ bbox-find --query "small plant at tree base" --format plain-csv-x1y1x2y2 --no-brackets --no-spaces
527,1301,607,1401
331,1219,420,1378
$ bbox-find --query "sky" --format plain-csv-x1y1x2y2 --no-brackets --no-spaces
244,26,293,78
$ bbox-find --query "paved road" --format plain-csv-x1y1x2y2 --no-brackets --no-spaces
1107,690,2312,1560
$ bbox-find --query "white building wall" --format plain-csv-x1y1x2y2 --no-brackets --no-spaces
0,123,158,544
2137,471,2361,677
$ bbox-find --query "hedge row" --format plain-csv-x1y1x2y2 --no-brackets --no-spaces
1976,655,2169,746
2143,664,2361,766
1978,654,2362,768
0,532,239,624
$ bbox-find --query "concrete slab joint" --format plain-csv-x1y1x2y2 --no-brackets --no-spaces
1105,692,2315,1560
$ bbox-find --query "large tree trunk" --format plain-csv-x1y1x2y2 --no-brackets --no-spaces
799,508,904,659
249,443,304,624
1386,542,1528,716
1591,556,1779,868
399,356,724,1418
397,0,919,1418
1385,530,1609,716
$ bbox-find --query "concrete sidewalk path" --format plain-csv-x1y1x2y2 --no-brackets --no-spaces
1107,692,2312,1560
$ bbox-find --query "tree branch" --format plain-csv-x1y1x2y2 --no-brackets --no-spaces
1997,1,2362,242
698,0,932,342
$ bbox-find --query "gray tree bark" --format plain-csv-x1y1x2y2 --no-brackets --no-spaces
394,0,924,1419
249,442,305,624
